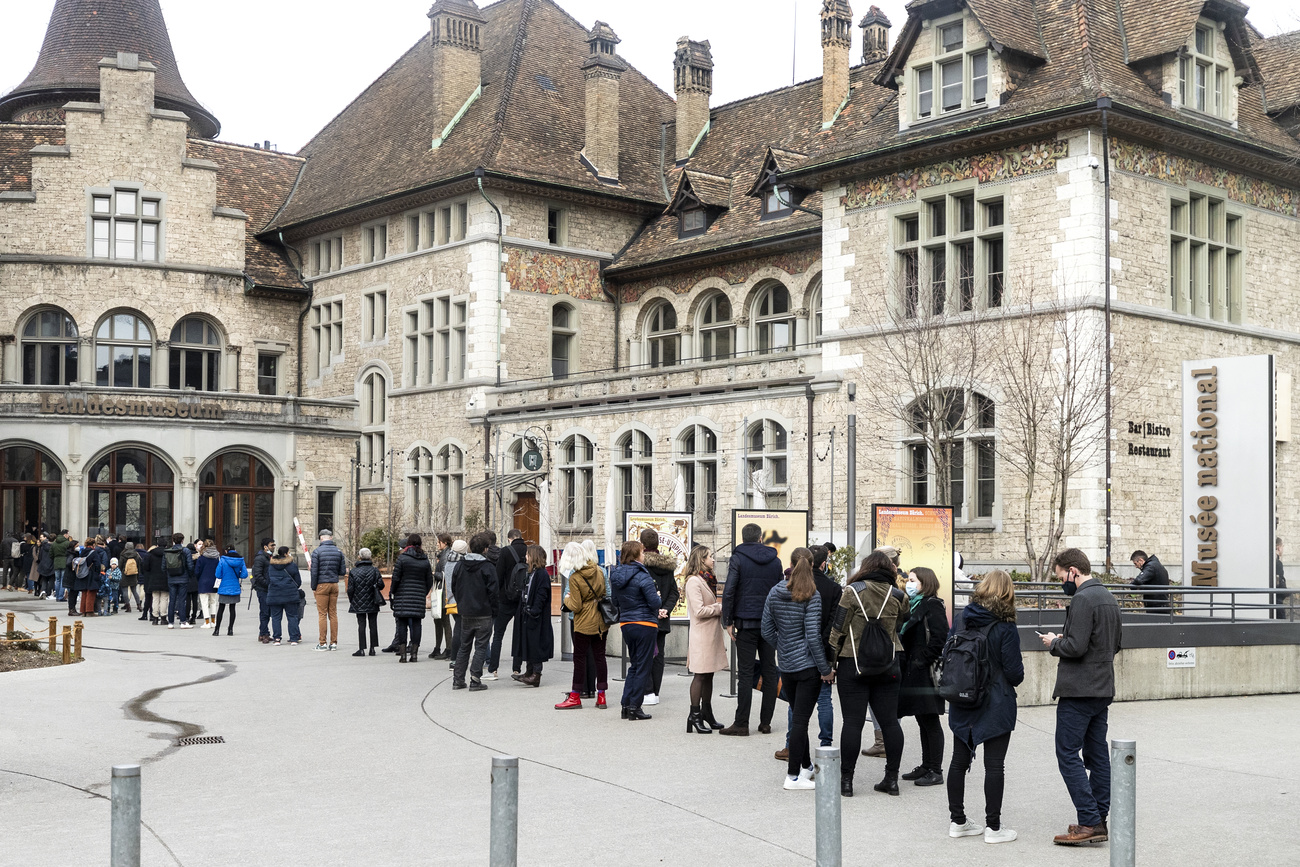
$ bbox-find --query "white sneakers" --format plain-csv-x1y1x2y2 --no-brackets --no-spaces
314,644,329,651
179,623,193,629
783,767,816,791
642,693,659,706
484,671,499,681
949,822,1017,844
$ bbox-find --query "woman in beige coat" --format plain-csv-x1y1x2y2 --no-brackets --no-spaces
685,545,727,733
556,541,609,711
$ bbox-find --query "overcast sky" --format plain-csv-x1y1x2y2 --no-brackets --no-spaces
3,0,1298,153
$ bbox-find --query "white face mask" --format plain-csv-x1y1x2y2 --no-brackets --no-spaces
905,580,921,598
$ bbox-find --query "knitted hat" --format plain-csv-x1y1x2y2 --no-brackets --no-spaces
451,539,469,554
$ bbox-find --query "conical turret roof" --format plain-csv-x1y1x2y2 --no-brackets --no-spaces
0,0,219,138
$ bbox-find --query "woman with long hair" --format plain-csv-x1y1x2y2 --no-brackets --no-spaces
684,545,726,733
947,570,1024,844
389,533,434,663
828,549,908,797
511,544,553,687
898,566,949,787
557,541,609,710
761,547,833,789
609,540,661,720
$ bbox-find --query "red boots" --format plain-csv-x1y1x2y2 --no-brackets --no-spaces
595,690,608,709
555,692,583,710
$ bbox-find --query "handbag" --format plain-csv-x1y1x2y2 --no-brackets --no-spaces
430,585,445,618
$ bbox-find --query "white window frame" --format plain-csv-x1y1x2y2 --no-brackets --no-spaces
360,370,389,488
697,292,734,361
405,293,468,386
752,283,796,354
615,429,655,513
645,302,680,369
547,206,569,246
255,349,283,396
676,423,719,525
94,310,154,389
744,419,788,508
1179,20,1233,120
551,303,576,379
911,14,989,122
559,435,595,529
20,308,80,386
905,389,997,524
168,316,223,392
89,186,163,262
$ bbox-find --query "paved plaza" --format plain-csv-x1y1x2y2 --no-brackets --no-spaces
1,594,1296,866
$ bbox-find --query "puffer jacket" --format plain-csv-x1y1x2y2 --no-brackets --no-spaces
610,561,661,625
194,547,221,594
266,555,302,606
389,547,434,619
948,599,1024,747
828,567,908,664
252,548,272,592
309,539,346,589
643,552,681,632
760,581,831,676
215,555,246,597
451,553,498,618
563,562,608,636
346,560,385,615
50,535,73,571
721,542,784,627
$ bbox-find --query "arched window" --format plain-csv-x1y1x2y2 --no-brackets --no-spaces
436,444,465,528
697,294,733,362
408,447,434,527
745,419,788,508
88,448,174,542
615,429,654,512
169,317,221,392
1,446,62,536
21,309,79,386
906,389,996,521
754,283,795,353
199,452,275,559
552,303,575,379
808,280,823,340
645,302,679,368
677,424,718,523
559,435,594,527
95,312,154,388
361,371,388,487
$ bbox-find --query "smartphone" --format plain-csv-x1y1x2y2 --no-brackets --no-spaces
1035,631,1048,637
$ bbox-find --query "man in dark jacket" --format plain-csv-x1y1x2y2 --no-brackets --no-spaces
309,529,346,650
452,532,500,690
1042,548,1122,847
488,529,529,680
720,523,785,736
163,533,193,628
640,529,682,707
1129,550,1170,614
252,538,274,643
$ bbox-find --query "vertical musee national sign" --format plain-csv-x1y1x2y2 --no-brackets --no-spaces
1182,357,1275,604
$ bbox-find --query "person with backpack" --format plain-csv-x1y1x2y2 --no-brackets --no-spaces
510,545,553,687
898,566,950,788
252,538,274,643
556,541,609,710
761,547,834,790
118,542,141,612
266,546,303,645
212,546,246,636
610,540,662,721
827,549,907,797
720,523,785,737
141,539,169,624
1041,548,1123,847
346,547,385,656
309,529,346,651
946,569,1024,845
452,533,500,690
390,534,434,663
487,529,528,681
639,528,681,708
67,540,88,615
163,533,194,629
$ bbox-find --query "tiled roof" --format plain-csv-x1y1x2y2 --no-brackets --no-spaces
681,170,732,209
967,0,1048,59
0,124,67,192
187,141,307,292
269,0,675,232
0,0,219,138
1256,30,1300,113
1116,0,1204,63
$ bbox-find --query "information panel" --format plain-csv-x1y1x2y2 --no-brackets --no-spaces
871,504,955,624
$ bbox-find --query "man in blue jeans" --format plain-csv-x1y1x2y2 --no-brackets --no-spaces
1041,548,1122,846
163,533,193,629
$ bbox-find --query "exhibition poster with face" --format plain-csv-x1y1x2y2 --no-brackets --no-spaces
872,504,955,624
624,511,693,618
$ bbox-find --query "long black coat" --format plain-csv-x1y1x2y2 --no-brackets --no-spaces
898,595,949,718
389,548,433,619
510,567,554,664
141,548,169,594
644,552,681,633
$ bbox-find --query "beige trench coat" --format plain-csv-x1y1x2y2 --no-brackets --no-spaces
685,574,728,673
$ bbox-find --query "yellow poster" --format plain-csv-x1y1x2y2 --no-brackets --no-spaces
624,511,692,619
872,504,955,624
730,510,809,566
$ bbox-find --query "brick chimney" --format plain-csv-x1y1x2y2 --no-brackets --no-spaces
860,6,891,63
428,0,486,143
821,0,853,126
582,21,625,181
674,37,713,163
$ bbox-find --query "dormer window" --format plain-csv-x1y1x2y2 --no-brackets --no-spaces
913,16,988,121
1180,21,1231,119
763,185,794,218
679,208,708,238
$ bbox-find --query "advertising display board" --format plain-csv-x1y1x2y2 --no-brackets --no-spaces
623,511,693,618
1182,357,1275,618
871,504,955,624
730,510,810,565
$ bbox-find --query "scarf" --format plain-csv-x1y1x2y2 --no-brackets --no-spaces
699,569,717,596
899,593,925,634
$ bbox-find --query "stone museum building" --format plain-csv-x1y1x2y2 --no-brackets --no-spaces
3,0,1300,577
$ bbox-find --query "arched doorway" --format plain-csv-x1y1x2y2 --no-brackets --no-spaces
88,448,174,543
0,446,62,537
199,452,275,560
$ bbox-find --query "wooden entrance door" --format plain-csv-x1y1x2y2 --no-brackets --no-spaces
513,493,540,545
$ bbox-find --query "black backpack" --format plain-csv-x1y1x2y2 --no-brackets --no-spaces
502,559,529,605
163,546,187,578
845,582,896,676
937,620,997,708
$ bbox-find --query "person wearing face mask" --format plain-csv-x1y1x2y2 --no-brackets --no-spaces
1040,548,1122,847
897,567,949,787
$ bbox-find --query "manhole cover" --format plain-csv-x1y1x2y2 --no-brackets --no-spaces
177,736,225,746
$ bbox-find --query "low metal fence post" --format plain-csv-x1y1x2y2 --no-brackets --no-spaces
1111,739,1136,867
720,640,738,698
110,764,141,867
490,756,519,867
814,746,842,867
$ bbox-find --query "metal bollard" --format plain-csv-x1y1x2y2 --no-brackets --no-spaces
814,746,842,867
720,640,738,698
74,620,83,659
1110,740,1136,867
490,756,519,867
49,616,57,652
111,765,141,867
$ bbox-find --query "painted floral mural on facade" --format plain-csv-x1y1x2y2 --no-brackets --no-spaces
505,246,604,300
616,248,820,303
1109,139,1299,218
843,137,1071,211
